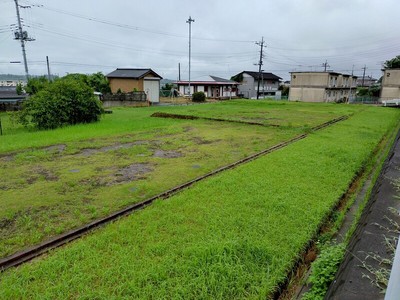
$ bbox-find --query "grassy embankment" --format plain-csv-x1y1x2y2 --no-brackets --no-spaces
0,106,398,299
0,101,353,258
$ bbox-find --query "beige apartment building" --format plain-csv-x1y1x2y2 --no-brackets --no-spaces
289,72,357,102
380,69,400,101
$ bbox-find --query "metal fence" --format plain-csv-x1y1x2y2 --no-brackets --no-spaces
102,92,147,102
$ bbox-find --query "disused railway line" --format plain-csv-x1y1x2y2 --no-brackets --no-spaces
0,115,348,272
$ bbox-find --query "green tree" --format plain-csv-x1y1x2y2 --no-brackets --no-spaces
16,82,23,95
383,55,400,69
20,78,103,129
88,72,111,94
25,76,50,95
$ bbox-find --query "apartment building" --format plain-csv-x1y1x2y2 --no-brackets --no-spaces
289,72,357,102
380,69,400,101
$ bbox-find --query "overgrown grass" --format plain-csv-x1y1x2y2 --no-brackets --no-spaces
0,101,356,257
0,107,398,299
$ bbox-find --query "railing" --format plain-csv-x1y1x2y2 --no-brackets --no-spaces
385,237,400,299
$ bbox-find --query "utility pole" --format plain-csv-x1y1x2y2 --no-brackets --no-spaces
348,65,354,103
255,36,267,100
13,0,34,81
186,16,194,96
322,60,330,72
361,65,367,87
46,56,51,81
178,63,181,81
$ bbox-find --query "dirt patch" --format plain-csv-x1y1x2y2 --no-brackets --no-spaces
44,144,66,154
153,150,183,158
79,141,146,156
191,136,218,145
27,166,59,184
113,163,154,184
151,112,199,120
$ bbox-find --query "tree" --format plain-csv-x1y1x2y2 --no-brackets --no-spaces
383,55,400,69
25,76,50,95
16,82,23,95
88,72,111,94
20,78,103,129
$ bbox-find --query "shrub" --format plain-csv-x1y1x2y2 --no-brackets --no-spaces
303,243,346,299
20,78,104,129
192,91,206,102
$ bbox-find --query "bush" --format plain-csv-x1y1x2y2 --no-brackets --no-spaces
20,78,104,129
192,91,206,102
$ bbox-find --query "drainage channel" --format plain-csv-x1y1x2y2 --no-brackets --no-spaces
0,115,348,272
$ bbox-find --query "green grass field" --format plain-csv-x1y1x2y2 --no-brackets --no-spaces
0,100,358,258
0,101,399,299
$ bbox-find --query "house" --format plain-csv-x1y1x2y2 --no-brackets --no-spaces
356,76,378,87
106,68,162,103
288,72,357,102
380,69,400,101
231,71,282,99
176,75,239,98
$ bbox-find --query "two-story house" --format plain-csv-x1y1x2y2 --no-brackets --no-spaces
288,72,357,102
231,71,282,99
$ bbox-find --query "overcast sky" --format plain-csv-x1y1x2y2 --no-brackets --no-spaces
1,0,400,81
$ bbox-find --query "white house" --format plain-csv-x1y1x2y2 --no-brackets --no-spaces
176,75,239,98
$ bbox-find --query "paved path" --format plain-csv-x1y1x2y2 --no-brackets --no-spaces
326,132,400,299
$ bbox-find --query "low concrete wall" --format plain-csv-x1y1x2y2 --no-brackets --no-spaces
101,92,148,108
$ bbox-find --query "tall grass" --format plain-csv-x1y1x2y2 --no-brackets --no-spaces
0,107,398,299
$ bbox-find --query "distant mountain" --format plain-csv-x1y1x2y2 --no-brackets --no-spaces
0,74,26,81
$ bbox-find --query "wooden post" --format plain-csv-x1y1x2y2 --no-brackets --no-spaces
0,117,3,136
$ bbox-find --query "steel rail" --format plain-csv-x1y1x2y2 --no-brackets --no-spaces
0,115,348,272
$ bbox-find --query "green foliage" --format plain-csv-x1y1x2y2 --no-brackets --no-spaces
303,243,346,300
20,78,103,129
0,106,399,298
24,76,50,95
357,86,381,97
161,83,173,91
279,85,289,96
383,55,400,69
88,72,111,94
15,83,23,95
116,88,123,94
62,72,111,94
192,91,206,102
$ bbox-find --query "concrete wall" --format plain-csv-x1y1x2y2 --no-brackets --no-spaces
289,87,325,102
238,73,255,98
381,69,400,100
291,72,329,87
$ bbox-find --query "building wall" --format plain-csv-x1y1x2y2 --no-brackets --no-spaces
237,73,255,98
289,87,326,102
291,73,329,87
109,78,143,93
381,69,400,100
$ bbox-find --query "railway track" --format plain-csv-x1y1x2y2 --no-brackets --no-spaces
0,115,348,272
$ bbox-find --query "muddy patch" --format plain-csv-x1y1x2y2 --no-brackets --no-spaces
44,144,66,154
153,150,183,158
113,163,154,184
79,141,147,156
27,166,59,184
191,136,219,145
